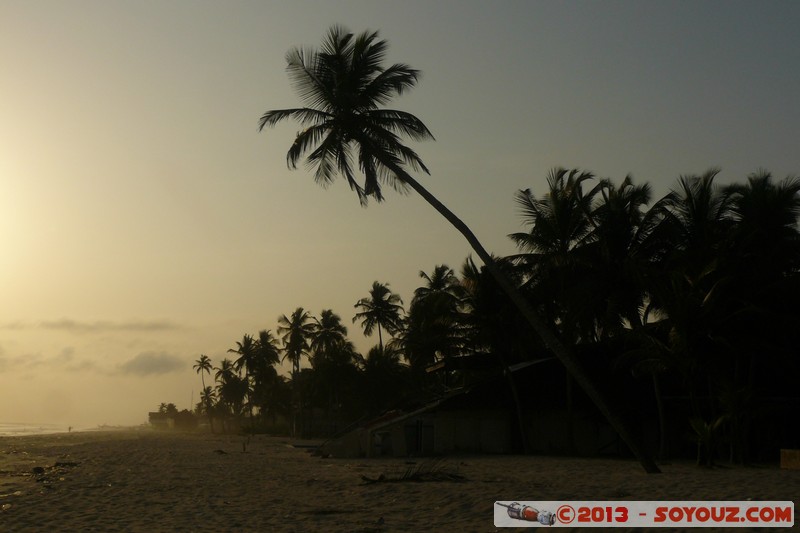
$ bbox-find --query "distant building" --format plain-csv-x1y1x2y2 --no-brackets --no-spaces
148,412,174,429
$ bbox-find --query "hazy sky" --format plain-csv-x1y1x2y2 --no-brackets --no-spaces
1,0,798,428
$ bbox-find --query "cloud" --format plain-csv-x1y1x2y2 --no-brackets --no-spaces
0,322,28,330
0,319,183,332
0,345,100,374
65,359,102,373
118,352,185,376
40,319,182,333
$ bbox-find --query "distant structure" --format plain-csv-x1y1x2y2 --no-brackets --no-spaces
148,410,197,430
148,411,175,429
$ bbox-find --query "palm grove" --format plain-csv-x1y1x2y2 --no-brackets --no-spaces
187,27,798,468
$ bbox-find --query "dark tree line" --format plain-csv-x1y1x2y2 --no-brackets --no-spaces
190,167,798,465
217,26,798,468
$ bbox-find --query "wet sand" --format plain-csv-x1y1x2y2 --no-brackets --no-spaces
0,429,796,532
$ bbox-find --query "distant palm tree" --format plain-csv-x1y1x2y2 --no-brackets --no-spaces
199,386,218,433
199,386,216,408
725,170,800,278
256,329,282,368
215,358,236,383
215,358,247,431
412,265,465,312
647,169,734,278
278,307,315,436
585,175,654,335
259,26,659,471
277,308,314,378
510,168,599,341
229,334,259,429
398,265,465,372
357,344,408,415
193,354,215,432
253,329,282,426
309,309,350,365
229,334,258,377
353,281,404,351
723,171,800,387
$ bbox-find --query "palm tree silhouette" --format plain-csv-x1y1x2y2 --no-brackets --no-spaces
398,265,465,373
309,309,350,365
199,386,217,433
277,308,314,378
259,26,658,471
585,175,654,336
309,309,355,427
253,329,282,427
256,329,282,368
510,168,598,341
229,334,259,429
278,307,314,436
193,354,215,432
215,358,247,432
230,334,258,377
353,281,404,351
357,344,407,415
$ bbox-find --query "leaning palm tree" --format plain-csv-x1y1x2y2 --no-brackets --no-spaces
193,354,215,432
353,281,404,351
259,26,658,472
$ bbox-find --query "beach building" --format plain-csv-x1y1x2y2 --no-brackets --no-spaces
148,411,175,429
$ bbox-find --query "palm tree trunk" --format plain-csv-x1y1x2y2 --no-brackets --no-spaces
201,374,215,434
566,374,575,454
376,155,660,473
652,372,667,460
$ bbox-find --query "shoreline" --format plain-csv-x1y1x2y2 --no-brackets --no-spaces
1,430,797,531
0,423,147,439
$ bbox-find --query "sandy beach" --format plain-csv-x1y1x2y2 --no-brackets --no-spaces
0,429,796,532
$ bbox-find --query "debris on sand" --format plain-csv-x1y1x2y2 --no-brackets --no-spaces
360,459,466,484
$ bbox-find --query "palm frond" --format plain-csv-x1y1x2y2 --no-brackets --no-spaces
358,151,383,201
351,30,385,84
366,109,435,141
258,108,330,130
377,156,412,195
285,46,335,111
393,143,430,175
260,25,433,205
287,124,329,169
360,63,421,107
514,189,547,229
307,135,340,186
320,25,354,57
334,143,366,200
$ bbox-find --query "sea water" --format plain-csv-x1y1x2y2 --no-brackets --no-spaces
0,422,72,437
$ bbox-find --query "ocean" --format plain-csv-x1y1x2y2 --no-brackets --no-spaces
0,422,74,437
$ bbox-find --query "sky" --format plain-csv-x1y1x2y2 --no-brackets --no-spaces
1,0,798,429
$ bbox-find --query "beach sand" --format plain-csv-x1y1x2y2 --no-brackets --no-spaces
0,429,796,532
